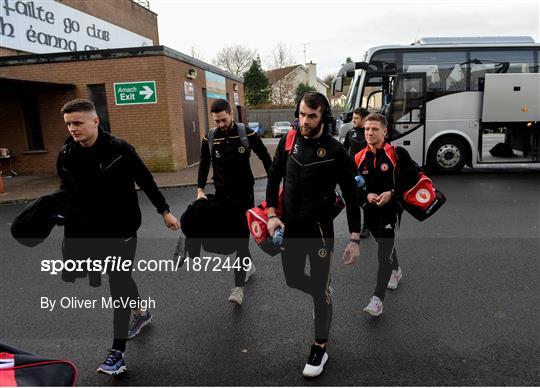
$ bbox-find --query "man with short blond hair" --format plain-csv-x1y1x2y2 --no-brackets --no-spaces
354,113,419,316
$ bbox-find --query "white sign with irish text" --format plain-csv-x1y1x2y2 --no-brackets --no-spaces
0,0,153,54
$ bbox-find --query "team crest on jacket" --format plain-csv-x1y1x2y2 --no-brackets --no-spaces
380,163,389,172
238,146,246,154
317,148,326,158
318,248,328,257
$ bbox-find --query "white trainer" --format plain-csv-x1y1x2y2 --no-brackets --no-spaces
245,262,256,283
387,267,402,290
302,344,328,378
228,287,244,305
363,296,383,316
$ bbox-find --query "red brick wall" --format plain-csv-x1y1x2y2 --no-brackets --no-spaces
1,57,172,174
1,55,245,174
0,88,77,174
0,47,27,56
163,58,190,168
0,95,26,155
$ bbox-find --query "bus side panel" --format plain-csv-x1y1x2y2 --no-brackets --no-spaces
482,73,540,122
425,92,482,164
425,92,483,121
391,127,425,165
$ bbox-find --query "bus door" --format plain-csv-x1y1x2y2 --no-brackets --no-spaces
388,72,427,164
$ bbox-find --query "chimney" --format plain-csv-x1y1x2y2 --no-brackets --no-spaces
306,61,317,88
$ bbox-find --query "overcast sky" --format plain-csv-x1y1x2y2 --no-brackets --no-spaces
149,0,539,78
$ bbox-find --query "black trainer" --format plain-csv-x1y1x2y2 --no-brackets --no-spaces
302,344,328,377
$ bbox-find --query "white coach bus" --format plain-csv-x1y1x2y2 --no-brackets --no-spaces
333,36,540,172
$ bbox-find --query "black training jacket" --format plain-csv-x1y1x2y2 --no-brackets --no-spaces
266,129,360,233
355,142,420,215
197,122,272,195
343,127,367,159
57,128,169,237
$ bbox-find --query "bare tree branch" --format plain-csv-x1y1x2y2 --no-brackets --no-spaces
272,72,297,105
212,45,257,76
189,46,203,60
322,73,335,87
267,41,296,70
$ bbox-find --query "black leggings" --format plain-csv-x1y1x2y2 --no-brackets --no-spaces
106,237,140,352
216,189,254,287
62,236,140,352
232,221,252,287
281,220,334,343
366,211,401,301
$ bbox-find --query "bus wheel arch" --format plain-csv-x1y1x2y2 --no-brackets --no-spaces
426,135,471,173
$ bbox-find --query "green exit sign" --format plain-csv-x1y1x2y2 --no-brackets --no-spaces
114,81,157,105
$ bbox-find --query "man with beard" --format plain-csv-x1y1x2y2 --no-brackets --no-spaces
197,99,272,305
266,92,361,377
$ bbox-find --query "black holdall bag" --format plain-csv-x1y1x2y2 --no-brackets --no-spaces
10,191,69,247
0,343,77,386
180,194,239,255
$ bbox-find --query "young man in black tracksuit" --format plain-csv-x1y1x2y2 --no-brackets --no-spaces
354,113,419,316
343,107,370,238
197,99,272,305
266,92,361,378
57,99,180,375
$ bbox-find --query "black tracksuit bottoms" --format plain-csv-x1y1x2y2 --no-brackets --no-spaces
366,209,401,300
62,236,140,352
281,219,334,343
107,236,139,352
215,188,254,287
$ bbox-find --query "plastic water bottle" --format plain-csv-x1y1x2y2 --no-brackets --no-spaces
355,175,365,189
273,227,284,247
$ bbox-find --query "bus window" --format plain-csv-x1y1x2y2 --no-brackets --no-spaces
470,50,535,90
344,75,361,113
406,63,439,88
446,64,466,91
363,77,384,111
390,74,425,137
365,88,383,111
369,51,397,72
403,50,467,94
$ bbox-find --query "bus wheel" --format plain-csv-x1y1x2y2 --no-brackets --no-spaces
427,136,468,173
